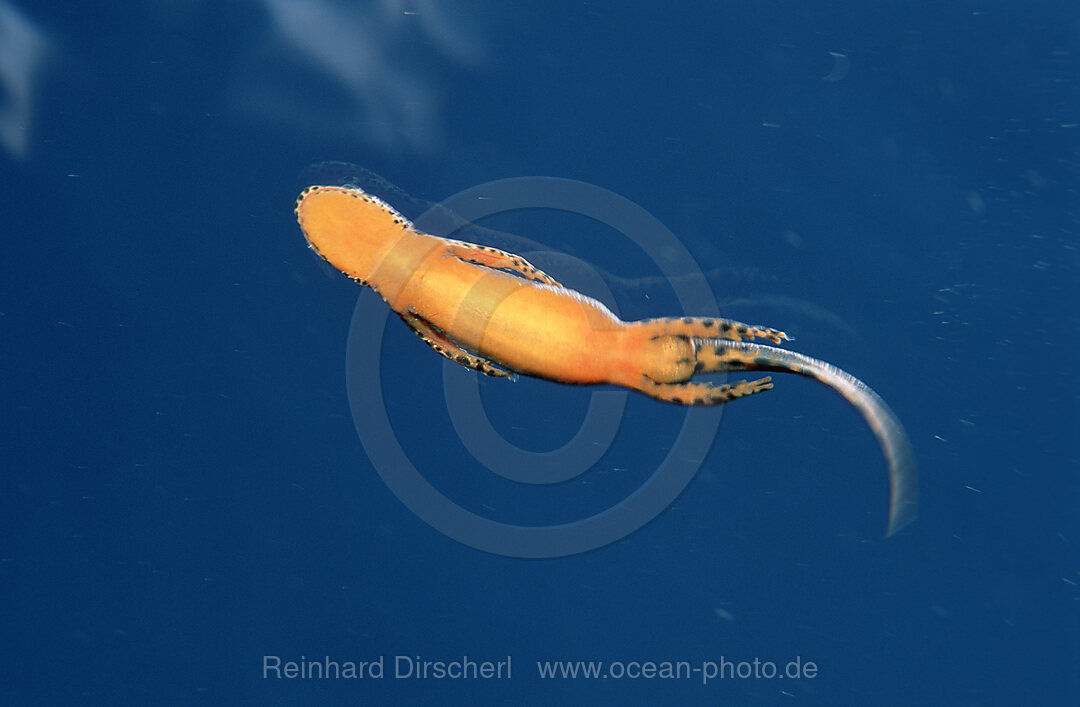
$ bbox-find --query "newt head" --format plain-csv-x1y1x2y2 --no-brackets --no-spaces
295,185,416,282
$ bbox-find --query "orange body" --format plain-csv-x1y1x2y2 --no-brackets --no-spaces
295,185,695,390
296,184,917,535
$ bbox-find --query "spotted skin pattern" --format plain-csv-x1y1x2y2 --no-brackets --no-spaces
296,184,917,535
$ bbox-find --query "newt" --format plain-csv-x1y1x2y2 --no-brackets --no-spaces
295,184,917,535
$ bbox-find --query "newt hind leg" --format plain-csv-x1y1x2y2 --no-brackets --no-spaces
638,376,774,406
636,316,790,344
630,328,775,406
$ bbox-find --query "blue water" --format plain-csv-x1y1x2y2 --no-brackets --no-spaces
2,1,1077,704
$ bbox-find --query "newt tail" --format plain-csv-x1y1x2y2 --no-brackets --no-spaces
692,337,917,536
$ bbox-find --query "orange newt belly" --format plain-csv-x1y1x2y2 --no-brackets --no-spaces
296,184,635,385
400,257,628,383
